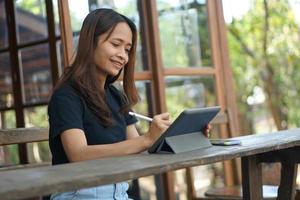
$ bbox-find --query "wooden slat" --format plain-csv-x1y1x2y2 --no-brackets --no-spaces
1,129,300,199
45,0,60,85
215,0,241,138
164,67,216,76
0,128,48,145
134,71,152,80
58,0,73,67
142,0,175,199
0,162,51,171
207,0,235,186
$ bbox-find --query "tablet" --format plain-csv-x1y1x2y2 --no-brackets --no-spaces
148,106,221,153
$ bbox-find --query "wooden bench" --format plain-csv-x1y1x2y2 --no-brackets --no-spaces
0,128,49,171
0,128,300,200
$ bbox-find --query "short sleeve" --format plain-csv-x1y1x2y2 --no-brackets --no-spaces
48,93,84,139
124,110,138,125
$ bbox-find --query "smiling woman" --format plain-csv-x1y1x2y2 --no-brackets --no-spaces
94,22,133,84
48,8,172,200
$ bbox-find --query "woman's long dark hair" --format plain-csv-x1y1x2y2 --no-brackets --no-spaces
55,8,139,127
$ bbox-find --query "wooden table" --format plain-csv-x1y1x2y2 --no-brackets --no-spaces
1,128,300,200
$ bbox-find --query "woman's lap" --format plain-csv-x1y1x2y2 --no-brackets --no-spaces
50,182,131,200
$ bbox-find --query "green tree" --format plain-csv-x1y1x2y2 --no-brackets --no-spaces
227,0,300,131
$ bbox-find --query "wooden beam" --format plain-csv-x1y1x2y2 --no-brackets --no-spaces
207,0,235,186
141,0,174,199
215,0,240,138
5,0,28,164
45,0,60,85
58,0,73,67
143,0,167,114
241,155,263,200
164,67,215,76
0,128,48,145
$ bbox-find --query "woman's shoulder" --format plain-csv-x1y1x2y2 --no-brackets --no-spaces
50,81,80,102
108,84,121,94
107,84,127,105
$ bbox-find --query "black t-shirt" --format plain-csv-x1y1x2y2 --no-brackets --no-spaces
48,82,137,165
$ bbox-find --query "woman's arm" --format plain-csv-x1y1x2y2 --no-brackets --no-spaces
61,113,170,162
126,124,140,139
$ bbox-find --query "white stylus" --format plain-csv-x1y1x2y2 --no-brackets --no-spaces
129,112,153,122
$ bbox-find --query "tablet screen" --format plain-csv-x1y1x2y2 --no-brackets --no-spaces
148,106,221,153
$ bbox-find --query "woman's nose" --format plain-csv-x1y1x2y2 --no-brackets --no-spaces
117,49,128,61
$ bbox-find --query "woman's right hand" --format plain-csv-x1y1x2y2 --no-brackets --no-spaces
145,113,171,147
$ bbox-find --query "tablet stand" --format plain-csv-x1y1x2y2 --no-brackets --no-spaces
156,132,212,153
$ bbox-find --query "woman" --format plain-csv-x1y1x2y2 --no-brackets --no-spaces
48,8,170,200
48,8,210,200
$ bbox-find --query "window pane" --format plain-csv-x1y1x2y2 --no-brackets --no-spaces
157,0,212,68
68,0,145,71
56,40,63,75
0,110,18,165
15,0,48,44
0,53,14,108
134,80,151,134
165,76,216,119
24,106,48,128
0,110,16,129
0,0,8,49
114,80,151,134
52,0,60,36
19,44,53,104
24,106,51,163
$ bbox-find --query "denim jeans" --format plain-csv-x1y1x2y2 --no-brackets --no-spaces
50,182,132,200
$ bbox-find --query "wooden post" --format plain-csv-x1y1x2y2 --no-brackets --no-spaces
141,0,174,199
5,0,28,164
277,163,298,200
241,155,263,200
57,0,74,67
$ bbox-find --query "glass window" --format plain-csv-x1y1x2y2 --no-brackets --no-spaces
0,110,18,165
19,44,53,104
0,110,16,129
24,106,51,163
56,40,63,75
52,0,60,36
157,0,212,68
0,0,8,49
134,80,151,134
165,76,216,119
15,0,48,44
113,80,151,134
0,53,14,109
24,106,48,128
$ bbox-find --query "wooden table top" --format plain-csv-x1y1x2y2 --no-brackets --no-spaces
1,128,300,199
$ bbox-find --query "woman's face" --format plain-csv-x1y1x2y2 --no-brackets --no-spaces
94,22,133,81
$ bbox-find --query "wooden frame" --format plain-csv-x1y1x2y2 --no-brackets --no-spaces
2,0,62,165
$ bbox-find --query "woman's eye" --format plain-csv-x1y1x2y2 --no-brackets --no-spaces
125,49,130,54
111,42,119,47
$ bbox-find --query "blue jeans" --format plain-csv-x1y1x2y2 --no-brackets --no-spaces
50,182,131,200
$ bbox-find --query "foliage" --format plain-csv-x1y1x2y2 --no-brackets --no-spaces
16,0,46,16
227,0,300,131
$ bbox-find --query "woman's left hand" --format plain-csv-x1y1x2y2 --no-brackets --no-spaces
202,123,212,138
